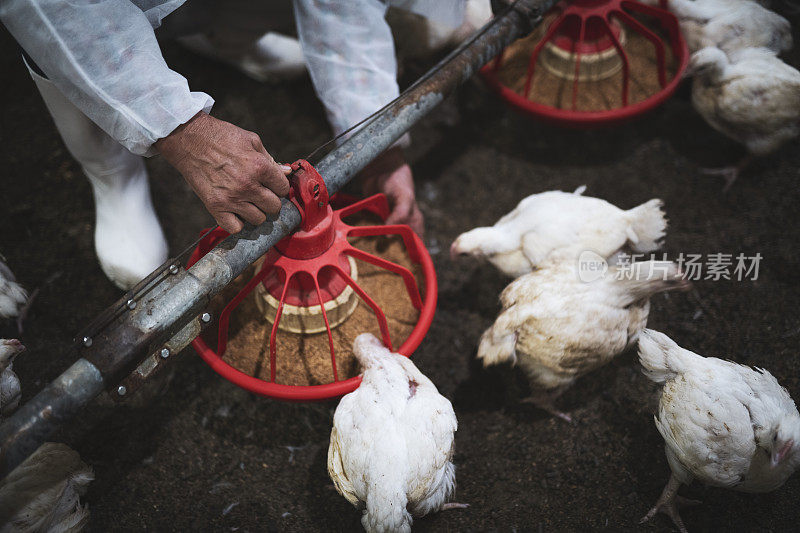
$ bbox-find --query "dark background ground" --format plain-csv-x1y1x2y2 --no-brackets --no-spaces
2,15,800,533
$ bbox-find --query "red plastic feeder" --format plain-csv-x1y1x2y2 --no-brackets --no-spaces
186,160,437,401
480,0,688,127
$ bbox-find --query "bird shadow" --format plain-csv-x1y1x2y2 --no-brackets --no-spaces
452,346,558,428
655,87,746,168
303,441,363,531
436,264,508,317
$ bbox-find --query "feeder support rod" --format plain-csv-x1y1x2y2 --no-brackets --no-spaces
0,0,556,479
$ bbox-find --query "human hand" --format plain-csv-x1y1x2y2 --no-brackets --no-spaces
360,147,424,237
155,112,291,234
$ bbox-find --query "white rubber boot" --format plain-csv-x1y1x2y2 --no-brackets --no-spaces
28,67,168,290
177,32,307,82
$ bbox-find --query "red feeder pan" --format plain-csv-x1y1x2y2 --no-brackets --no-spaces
480,0,688,127
186,160,437,401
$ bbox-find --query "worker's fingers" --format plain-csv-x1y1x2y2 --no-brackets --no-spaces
386,192,414,225
249,187,283,217
236,202,269,227
252,154,291,198
386,200,425,237
408,207,425,238
217,211,244,235
245,133,291,196
249,131,269,156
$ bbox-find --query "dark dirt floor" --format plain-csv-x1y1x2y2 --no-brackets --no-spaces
2,17,800,533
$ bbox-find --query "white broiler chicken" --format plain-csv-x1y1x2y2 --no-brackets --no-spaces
638,329,800,532
0,339,24,419
665,0,792,55
0,442,94,533
477,259,688,421
689,46,800,189
0,257,28,325
328,334,465,532
451,187,666,278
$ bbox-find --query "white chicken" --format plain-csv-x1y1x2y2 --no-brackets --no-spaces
0,257,28,324
689,46,800,189
638,329,800,532
328,333,465,533
0,339,24,419
665,0,792,55
477,259,688,421
0,443,94,533
451,186,667,278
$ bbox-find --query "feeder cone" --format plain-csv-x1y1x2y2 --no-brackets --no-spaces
541,16,626,82
254,254,360,334
186,160,437,402
480,0,689,127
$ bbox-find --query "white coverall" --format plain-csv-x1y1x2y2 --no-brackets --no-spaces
0,0,467,289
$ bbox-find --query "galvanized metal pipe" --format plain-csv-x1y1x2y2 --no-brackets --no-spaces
0,0,556,478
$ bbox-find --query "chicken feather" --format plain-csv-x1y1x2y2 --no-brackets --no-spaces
691,46,800,157
0,443,93,533
478,260,688,419
451,187,666,278
666,0,792,55
639,330,800,531
0,339,24,419
0,258,27,322
328,334,459,533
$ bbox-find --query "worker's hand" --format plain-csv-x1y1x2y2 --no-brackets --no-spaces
360,147,425,237
155,112,291,234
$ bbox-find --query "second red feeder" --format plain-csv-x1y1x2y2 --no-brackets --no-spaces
481,0,687,127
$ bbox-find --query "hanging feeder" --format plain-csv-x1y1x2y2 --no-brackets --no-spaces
186,160,437,401
480,0,688,127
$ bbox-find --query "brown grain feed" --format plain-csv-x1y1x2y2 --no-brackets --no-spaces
494,12,678,112
202,229,423,386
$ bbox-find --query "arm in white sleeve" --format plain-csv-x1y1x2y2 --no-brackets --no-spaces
0,0,213,156
293,0,400,137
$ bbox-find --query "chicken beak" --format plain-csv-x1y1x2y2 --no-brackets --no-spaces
14,345,25,361
449,242,461,261
2,340,25,364
771,440,794,468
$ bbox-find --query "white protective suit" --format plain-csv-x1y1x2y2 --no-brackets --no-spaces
0,0,468,288
295,0,465,135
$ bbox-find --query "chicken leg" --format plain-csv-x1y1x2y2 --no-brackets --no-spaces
521,388,573,423
640,473,701,533
440,502,470,510
701,154,753,193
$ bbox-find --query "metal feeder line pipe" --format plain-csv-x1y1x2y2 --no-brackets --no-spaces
0,0,556,479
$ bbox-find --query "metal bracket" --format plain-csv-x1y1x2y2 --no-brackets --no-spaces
493,0,546,34
287,159,330,232
110,312,209,402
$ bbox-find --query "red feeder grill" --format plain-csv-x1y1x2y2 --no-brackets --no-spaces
186,160,437,401
480,0,688,127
